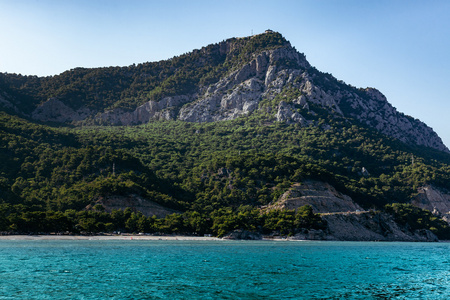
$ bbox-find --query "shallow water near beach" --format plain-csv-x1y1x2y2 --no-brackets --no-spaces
0,240,449,299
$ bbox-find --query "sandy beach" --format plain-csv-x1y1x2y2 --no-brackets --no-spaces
0,234,222,241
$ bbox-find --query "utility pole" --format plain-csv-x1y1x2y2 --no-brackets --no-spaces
112,162,115,177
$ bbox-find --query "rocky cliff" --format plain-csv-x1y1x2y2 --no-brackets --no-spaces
412,185,450,223
32,98,92,123
266,180,439,242
0,91,20,114
267,181,363,213
297,212,438,242
86,194,179,218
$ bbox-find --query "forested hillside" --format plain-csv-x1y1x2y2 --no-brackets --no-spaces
1,31,450,239
1,110,450,238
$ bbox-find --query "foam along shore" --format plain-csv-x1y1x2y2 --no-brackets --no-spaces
0,234,222,241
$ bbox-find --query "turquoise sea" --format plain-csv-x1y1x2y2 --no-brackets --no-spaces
0,240,449,299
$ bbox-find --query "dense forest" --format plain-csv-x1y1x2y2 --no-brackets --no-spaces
1,109,450,238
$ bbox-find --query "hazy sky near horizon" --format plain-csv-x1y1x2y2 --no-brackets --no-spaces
1,0,449,148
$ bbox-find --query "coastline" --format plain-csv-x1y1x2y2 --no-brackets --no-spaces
0,234,446,242
0,234,222,241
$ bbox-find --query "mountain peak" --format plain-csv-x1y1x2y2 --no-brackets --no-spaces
220,30,291,58
1,32,448,152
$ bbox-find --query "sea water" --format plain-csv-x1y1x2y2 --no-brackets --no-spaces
0,240,449,299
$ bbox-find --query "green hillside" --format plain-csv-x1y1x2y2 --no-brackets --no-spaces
1,31,449,239
1,110,449,237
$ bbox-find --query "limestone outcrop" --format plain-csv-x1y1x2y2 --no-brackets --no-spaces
411,185,450,223
0,92,20,114
267,181,363,214
99,95,192,125
308,212,438,242
87,194,179,218
267,180,440,242
32,98,92,123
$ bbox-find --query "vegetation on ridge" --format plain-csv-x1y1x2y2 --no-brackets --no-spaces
0,31,289,113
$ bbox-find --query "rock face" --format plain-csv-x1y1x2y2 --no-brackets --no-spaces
11,31,449,152
313,212,438,242
87,194,178,218
178,46,310,123
268,180,439,242
337,88,448,152
223,230,262,240
99,95,192,124
32,98,92,123
267,181,363,213
411,185,450,222
0,92,20,114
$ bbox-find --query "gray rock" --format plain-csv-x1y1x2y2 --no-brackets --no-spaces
321,212,438,242
32,98,92,123
0,93,20,113
267,180,364,214
223,230,262,240
276,101,306,124
411,185,450,221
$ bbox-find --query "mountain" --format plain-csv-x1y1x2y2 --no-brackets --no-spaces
0,30,448,152
1,31,450,240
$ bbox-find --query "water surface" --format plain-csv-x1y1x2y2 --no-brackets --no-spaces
0,240,449,299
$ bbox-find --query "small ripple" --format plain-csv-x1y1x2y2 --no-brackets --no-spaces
392,266,409,272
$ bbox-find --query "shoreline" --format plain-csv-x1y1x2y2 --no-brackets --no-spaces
0,234,298,242
0,234,222,241
1,234,445,242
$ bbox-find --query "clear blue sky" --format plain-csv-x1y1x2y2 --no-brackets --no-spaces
1,0,449,148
